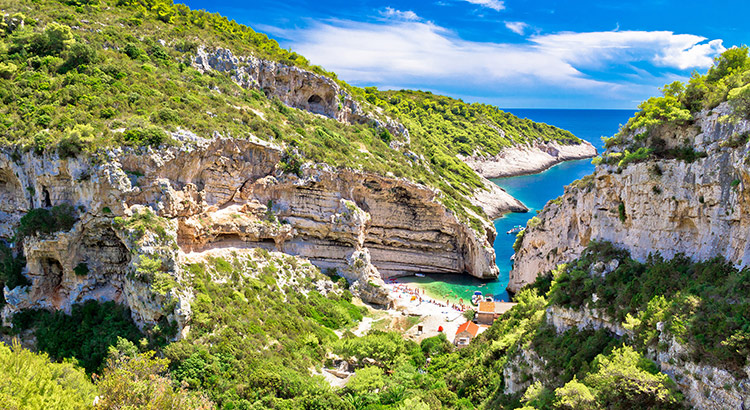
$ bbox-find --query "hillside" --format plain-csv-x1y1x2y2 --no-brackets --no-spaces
0,0,610,409
506,46,750,409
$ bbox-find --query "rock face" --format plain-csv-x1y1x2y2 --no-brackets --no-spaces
510,103,750,292
461,140,597,179
192,47,409,140
0,134,498,329
543,305,750,410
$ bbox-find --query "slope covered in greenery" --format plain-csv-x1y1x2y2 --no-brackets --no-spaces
593,46,750,169
0,0,577,228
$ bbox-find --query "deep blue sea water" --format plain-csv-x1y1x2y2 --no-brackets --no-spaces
399,109,635,304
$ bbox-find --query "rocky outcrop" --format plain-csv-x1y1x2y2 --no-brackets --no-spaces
192,47,409,140
503,346,548,395
0,133,498,330
510,103,750,292
656,332,750,410
545,305,630,338
461,140,597,179
544,304,750,410
470,176,528,219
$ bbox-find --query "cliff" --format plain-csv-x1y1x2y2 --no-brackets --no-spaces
510,102,750,292
461,139,597,179
0,132,503,328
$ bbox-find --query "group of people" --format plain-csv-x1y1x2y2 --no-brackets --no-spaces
385,278,469,312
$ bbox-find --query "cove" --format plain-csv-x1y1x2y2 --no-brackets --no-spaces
399,109,635,304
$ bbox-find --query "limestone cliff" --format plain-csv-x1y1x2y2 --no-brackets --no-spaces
461,140,597,179
510,102,750,292
192,47,409,141
541,306,750,410
0,134,498,331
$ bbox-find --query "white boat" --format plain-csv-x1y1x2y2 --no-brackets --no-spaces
506,225,524,235
471,291,482,306
415,273,425,277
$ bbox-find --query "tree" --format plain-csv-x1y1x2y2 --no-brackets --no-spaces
0,339,97,409
554,378,597,410
346,366,386,395
584,346,683,409
94,346,214,409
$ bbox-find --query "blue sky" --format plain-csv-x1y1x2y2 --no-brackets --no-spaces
180,0,748,109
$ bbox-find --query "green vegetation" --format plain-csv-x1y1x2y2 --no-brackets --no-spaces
601,46,750,169
0,0,583,235
112,208,170,242
95,338,214,409
512,229,526,252
0,339,97,409
16,204,77,240
0,241,28,292
549,241,750,376
73,261,89,276
11,300,143,373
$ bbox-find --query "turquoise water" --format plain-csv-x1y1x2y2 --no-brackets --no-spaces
400,109,635,304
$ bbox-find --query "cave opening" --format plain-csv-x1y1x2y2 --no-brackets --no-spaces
43,188,51,207
40,257,64,291
307,94,326,115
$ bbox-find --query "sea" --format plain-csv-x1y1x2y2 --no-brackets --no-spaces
398,109,636,304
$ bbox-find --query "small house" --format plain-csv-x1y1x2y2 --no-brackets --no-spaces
476,301,497,325
454,321,479,348
477,301,517,325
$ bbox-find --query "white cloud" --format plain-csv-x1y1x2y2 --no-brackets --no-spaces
463,0,505,11
531,31,725,70
285,19,724,107
504,21,528,35
380,7,420,21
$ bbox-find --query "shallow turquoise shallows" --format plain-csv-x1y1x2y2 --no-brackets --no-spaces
399,109,635,304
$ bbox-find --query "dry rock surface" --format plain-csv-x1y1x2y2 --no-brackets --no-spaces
0,135,498,333
511,103,750,291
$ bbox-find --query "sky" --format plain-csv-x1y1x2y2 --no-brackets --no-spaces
180,0,749,109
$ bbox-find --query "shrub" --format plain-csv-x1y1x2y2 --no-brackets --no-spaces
0,242,28,291
0,339,97,408
513,229,526,252
96,346,214,409
73,262,89,276
17,204,77,240
618,202,626,222
12,300,143,373
121,126,169,147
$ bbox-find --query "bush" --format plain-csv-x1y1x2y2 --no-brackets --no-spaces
121,126,168,147
12,300,143,373
0,242,28,290
0,339,97,408
17,204,77,240
96,345,214,409
73,262,89,276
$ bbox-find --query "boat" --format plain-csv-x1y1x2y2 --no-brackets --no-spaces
415,273,425,277
471,291,483,306
506,225,524,235
484,295,494,302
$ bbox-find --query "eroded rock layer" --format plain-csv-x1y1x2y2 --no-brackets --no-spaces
510,103,750,292
0,135,498,329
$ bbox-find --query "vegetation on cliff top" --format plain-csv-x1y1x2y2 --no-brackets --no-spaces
0,0,576,231
594,46,750,169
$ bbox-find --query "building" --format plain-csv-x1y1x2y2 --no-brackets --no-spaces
476,301,517,325
476,301,497,325
454,321,479,348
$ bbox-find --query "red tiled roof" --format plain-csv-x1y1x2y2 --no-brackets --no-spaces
478,301,495,314
456,321,479,337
